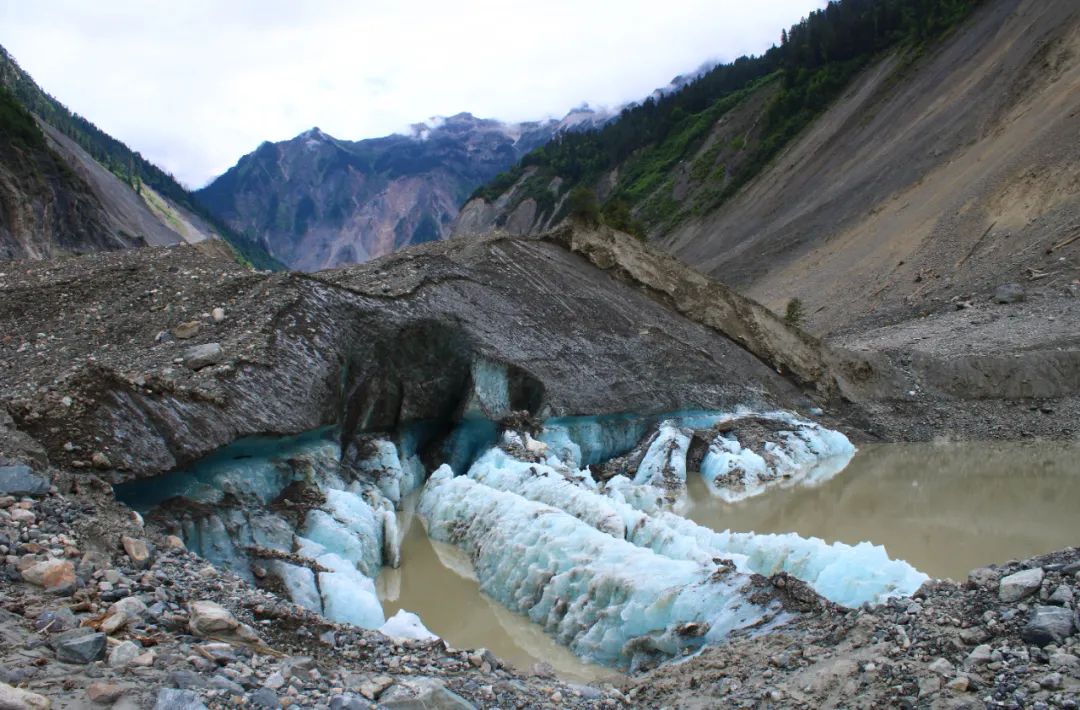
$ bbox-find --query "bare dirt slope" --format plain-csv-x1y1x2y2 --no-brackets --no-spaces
41,122,213,248
662,0,1080,336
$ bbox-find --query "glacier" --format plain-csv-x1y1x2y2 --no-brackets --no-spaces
418,466,782,669
463,442,926,609
116,405,922,670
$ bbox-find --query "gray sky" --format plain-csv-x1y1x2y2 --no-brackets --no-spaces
0,1,823,188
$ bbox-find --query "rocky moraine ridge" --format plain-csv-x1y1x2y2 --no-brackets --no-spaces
0,225,1077,708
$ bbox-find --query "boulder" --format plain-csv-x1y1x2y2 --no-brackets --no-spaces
0,681,50,709
154,688,208,710
52,629,106,664
1021,606,1075,646
120,536,152,569
108,640,141,668
173,321,201,339
0,465,49,496
187,600,261,644
992,283,1025,304
379,678,477,710
21,559,75,593
183,342,224,370
998,567,1043,602
86,682,127,704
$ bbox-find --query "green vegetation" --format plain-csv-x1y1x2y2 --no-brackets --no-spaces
473,0,982,234
784,298,806,328
0,85,45,151
0,45,284,270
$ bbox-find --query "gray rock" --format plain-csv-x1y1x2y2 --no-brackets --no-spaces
329,695,367,710
379,678,477,710
249,687,281,708
155,688,208,710
998,567,1043,602
208,675,245,695
108,640,141,668
1021,606,1075,646
168,670,207,689
993,283,1025,304
183,343,224,370
964,644,992,668
52,628,106,664
34,608,77,633
0,465,48,496
1047,584,1074,606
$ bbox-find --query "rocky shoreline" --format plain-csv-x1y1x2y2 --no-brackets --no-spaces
1,465,1077,709
0,231,1077,709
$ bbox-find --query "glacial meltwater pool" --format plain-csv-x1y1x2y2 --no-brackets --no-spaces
378,440,1080,680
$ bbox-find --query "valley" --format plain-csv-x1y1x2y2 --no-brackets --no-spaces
0,0,1077,708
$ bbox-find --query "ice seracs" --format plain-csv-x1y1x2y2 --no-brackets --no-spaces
418,467,781,669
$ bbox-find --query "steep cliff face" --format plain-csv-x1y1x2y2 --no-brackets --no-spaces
0,87,134,260
663,0,1080,333
461,0,1080,334
0,45,281,269
196,110,608,271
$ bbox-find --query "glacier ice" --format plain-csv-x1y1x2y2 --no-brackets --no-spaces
699,414,855,502
379,609,439,642
419,467,780,668
464,442,925,608
633,420,691,503
298,537,385,629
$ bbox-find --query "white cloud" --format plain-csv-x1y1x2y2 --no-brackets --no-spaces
0,0,823,187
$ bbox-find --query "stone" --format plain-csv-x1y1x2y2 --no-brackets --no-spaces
164,535,185,550
1049,652,1079,670
34,608,76,633
998,567,1043,602
107,596,148,619
0,465,49,496
329,695,367,710
1039,672,1064,690
91,452,112,470
131,651,156,667
992,283,1025,304
964,644,992,668
264,672,285,690
182,342,224,370
212,307,226,322
379,678,477,710
249,687,281,708
0,681,50,709
86,682,127,704
1021,606,1075,646
154,688,208,710
100,612,129,635
108,641,141,668
188,600,238,636
173,321,201,339
357,675,394,700
966,566,997,588
168,671,207,689
52,629,107,664
945,675,969,692
208,676,245,695
918,675,941,697
927,658,953,675
120,536,151,569
9,508,35,524
21,559,75,593
1048,584,1074,606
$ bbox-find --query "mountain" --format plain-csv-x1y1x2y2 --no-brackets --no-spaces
0,45,282,269
457,0,1080,335
196,109,609,271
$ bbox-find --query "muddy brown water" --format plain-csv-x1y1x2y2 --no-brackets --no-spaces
378,441,1080,679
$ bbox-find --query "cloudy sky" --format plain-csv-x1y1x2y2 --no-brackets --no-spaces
0,1,823,188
